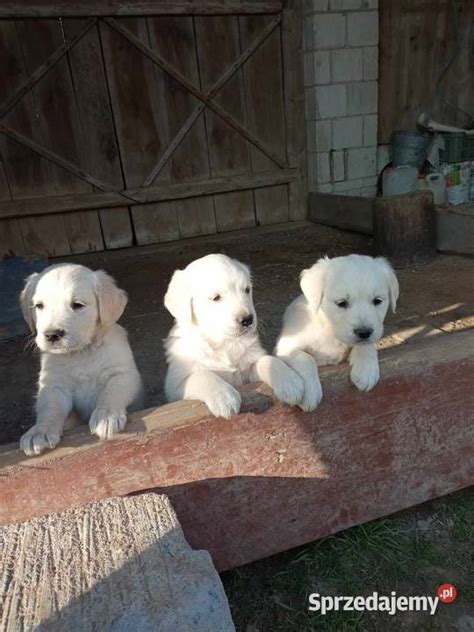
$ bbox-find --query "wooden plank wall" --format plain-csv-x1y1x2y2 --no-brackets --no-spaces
379,0,474,143
0,2,306,259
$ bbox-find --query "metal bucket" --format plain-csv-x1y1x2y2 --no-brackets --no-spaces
391,131,429,169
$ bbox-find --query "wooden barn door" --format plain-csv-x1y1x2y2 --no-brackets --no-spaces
0,1,306,258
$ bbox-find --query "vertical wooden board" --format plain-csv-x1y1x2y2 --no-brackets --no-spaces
194,15,254,231
99,17,169,188
15,18,106,254
282,0,306,221
194,16,250,178
147,16,211,185
177,196,216,239
19,214,72,257
0,158,25,258
240,16,286,173
62,211,104,254
214,190,255,232
132,202,180,245
0,20,71,256
99,17,171,247
97,206,133,249
63,19,130,250
139,16,215,242
254,184,289,225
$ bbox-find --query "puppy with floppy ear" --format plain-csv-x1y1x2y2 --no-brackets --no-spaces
19,263,142,456
164,253,304,418
275,254,399,411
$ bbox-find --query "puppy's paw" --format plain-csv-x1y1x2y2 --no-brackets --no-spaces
20,425,61,456
89,407,127,439
299,377,323,412
351,361,380,392
270,367,304,407
205,385,241,419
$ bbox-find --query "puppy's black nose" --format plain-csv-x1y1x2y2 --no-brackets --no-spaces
44,329,65,342
241,314,254,328
354,327,373,340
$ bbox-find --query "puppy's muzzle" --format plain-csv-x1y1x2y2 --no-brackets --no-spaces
353,326,373,341
240,314,254,328
44,328,66,343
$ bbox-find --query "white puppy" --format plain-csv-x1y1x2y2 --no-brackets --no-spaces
20,263,142,456
164,253,303,417
275,254,399,411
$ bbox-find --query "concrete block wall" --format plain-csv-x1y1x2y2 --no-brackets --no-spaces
304,0,379,197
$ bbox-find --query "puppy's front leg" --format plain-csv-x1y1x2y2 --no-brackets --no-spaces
182,371,241,419
277,351,322,411
251,355,304,407
89,373,141,440
349,344,379,391
20,387,72,456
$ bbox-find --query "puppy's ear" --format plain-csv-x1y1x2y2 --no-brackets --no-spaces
20,272,40,332
164,269,192,324
94,270,128,326
376,257,399,312
300,257,329,312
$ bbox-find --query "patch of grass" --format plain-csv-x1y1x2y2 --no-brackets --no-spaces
222,488,474,631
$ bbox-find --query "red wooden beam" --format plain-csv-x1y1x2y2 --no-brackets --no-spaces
1,330,473,571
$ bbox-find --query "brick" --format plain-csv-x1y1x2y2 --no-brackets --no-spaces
305,0,329,11
312,13,346,49
306,121,318,152
363,46,378,80
316,120,332,152
347,12,378,47
346,146,377,179
331,48,363,82
332,116,363,149
331,150,345,181
330,0,377,9
317,183,334,193
315,84,347,118
333,178,364,192
317,152,331,183
347,81,377,114
304,15,314,49
362,176,378,186
363,114,377,146
305,51,330,85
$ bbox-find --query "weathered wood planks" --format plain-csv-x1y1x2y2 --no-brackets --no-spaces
1,330,473,571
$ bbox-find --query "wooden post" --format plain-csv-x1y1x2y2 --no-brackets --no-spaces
1,330,473,571
374,190,437,267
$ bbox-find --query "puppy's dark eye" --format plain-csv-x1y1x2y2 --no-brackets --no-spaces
72,301,85,310
211,295,221,302
373,297,383,306
245,287,251,294
34,302,44,310
336,299,349,309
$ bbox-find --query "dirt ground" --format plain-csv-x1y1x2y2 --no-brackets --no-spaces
1,220,473,444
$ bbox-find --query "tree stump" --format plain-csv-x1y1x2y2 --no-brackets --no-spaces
374,190,437,267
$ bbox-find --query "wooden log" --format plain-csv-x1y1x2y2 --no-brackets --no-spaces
1,330,473,571
0,494,234,631
374,190,437,267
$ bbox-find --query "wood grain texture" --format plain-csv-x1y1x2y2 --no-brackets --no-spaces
0,169,300,219
0,1,284,18
378,0,474,143
1,330,473,571
0,494,234,631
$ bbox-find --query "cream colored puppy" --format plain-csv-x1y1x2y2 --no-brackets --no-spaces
164,253,303,417
275,255,399,411
20,263,142,456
